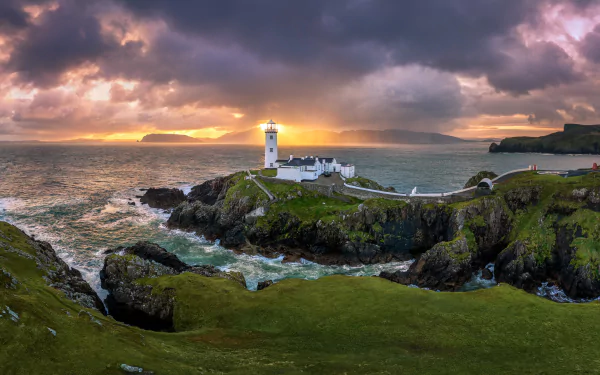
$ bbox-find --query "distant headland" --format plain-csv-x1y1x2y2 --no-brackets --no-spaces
140,134,203,143
489,123,600,154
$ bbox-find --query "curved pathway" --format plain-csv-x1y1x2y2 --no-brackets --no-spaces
246,170,275,201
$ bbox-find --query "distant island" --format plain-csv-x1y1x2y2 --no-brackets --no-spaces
140,128,466,145
140,134,203,143
489,124,600,154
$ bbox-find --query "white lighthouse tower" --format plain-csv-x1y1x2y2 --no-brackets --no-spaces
264,119,278,168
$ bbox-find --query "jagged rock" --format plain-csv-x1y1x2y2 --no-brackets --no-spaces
28,238,106,313
257,280,273,290
0,225,105,313
481,268,493,280
380,237,473,291
101,242,246,330
494,241,545,292
504,186,542,212
187,176,234,205
140,188,185,209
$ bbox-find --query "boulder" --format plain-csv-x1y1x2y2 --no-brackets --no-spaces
494,241,547,292
380,237,474,291
257,280,273,290
140,188,185,209
481,267,493,280
101,242,246,330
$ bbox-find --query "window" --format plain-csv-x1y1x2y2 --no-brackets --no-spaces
270,148,273,152
270,163,273,167
270,135,273,140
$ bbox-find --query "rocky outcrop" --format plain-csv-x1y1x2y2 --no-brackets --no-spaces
0,227,105,313
494,225,600,299
162,171,600,299
380,195,513,290
494,240,548,293
140,188,186,209
100,242,245,330
489,123,600,154
463,171,498,189
187,176,234,205
381,237,473,290
257,280,273,290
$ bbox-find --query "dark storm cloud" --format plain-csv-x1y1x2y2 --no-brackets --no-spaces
0,0,30,31
6,0,119,87
1,0,599,139
580,24,600,64
116,1,524,76
115,0,583,93
487,42,581,95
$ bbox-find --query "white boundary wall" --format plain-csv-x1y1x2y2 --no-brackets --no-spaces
342,168,531,198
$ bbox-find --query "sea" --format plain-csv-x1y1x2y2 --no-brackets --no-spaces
0,142,598,298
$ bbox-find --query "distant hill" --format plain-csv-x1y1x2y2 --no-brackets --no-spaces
140,134,202,143
208,128,466,145
489,124,600,154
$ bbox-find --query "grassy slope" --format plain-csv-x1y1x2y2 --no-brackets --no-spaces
3,221,600,374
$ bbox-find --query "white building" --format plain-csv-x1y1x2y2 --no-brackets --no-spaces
340,163,355,179
263,119,356,181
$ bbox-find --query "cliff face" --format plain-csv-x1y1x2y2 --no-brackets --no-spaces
489,123,600,154
100,241,246,331
165,171,600,299
0,222,105,313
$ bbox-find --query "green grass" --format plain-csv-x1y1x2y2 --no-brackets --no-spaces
260,169,277,177
223,172,269,210
258,179,362,222
263,195,361,223
259,179,305,199
4,220,600,374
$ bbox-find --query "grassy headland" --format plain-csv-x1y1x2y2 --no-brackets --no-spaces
3,218,600,374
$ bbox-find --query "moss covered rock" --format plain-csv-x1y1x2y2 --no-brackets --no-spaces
100,242,246,330
463,171,498,189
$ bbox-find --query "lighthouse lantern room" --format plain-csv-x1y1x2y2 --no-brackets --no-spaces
264,119,279,168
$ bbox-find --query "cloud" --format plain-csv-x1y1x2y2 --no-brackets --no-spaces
331,66,465,130
580,24,600,63
6,0,119,87
0,0,600,140
487,41,581,95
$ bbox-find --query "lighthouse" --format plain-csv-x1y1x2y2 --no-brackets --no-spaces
264,119,278,168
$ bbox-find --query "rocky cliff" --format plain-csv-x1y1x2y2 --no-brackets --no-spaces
0,222,105,313
489,123,600,154
162,170,600,299
100,241,245,330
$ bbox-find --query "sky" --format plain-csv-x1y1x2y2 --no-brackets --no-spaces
2,0,600,141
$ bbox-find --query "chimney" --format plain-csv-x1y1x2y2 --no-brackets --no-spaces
289,154,293,161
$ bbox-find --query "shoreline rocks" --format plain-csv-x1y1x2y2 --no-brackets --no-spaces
1,225,105,313
100,242,245,330
140,188,185,209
